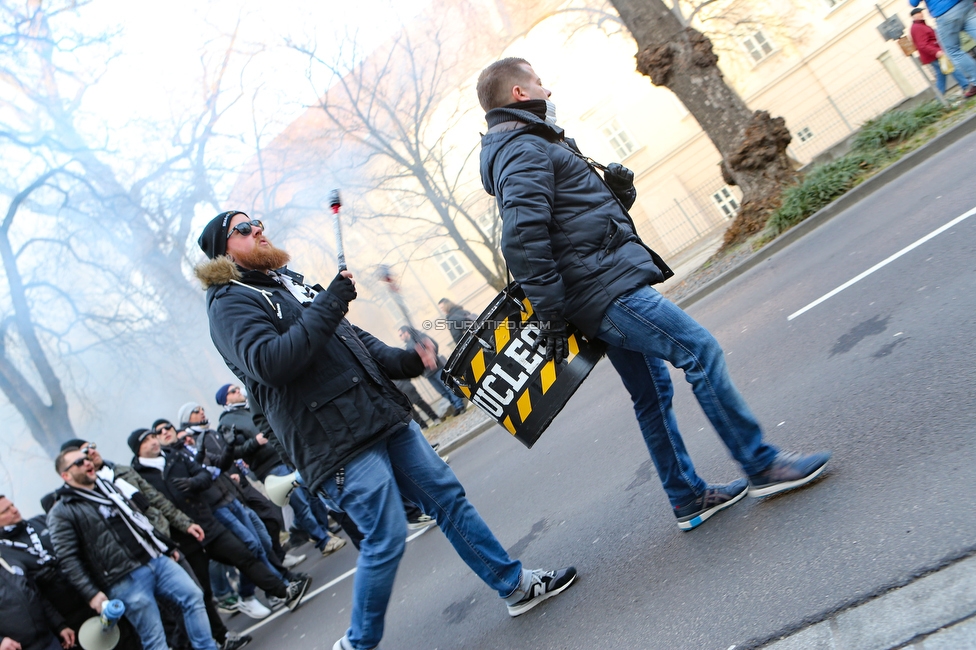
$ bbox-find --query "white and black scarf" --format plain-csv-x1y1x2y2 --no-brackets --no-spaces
67,477,169,559
0,521,54,566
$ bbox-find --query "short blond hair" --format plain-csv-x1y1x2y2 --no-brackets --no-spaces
476,57,531,112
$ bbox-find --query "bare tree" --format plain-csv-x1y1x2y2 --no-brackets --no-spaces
0,1,257,452
291,18,508,291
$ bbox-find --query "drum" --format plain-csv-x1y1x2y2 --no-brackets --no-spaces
442,283,606,448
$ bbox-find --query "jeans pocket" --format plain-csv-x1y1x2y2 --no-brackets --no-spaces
596,313,626,347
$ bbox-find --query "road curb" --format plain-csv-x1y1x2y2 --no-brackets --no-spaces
753,551,976,650
676,110,976,310
436,418,497,456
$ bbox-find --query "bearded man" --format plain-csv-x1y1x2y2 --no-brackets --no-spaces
195,211,576,650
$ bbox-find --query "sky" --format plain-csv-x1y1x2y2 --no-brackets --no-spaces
0,0,432,513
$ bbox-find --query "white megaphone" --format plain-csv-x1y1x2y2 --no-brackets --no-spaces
265,470,300,507
78,599,125,650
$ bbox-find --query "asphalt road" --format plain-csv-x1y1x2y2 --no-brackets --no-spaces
227,130,976,650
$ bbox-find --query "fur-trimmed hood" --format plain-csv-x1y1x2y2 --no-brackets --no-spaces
195,255,241,289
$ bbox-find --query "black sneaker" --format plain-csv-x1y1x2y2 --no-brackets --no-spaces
674,479,748,531
284,575,312,611
506,567,578,617
748,451,830,497
221,632,251,650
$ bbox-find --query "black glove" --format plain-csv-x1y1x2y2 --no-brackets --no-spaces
531,313,569,364
604,162,634,193
326,272,357,305
170,477,193,494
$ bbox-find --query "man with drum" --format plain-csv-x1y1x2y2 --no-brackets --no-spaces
476,59,831,531
195,211,577,650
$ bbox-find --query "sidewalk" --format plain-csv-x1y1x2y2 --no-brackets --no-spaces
750,553,976,650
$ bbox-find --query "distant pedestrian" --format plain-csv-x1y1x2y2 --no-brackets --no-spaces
437,298,478,343
393,378,441,429
910,0,976,96
910,8,971,94
398,326,466,416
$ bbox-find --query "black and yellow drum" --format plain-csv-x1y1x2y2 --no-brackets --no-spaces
442,283,606,448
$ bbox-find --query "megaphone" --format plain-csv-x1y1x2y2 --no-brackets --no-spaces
79,599,125,650
265,470,300,507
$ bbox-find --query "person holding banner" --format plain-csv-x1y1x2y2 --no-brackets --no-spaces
476,59,831,532
195,211,577,650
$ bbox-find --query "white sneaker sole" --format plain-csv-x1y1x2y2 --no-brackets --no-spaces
748,462,828,498
507,572,578,617
676,485,748,531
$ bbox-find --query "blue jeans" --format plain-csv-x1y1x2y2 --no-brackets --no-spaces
930,60,971,95
428,372,465,411
318,421,525,650
107,555,217,650
268,464,333,550
214,501,284,583
596,286,779,508
936,0,976,86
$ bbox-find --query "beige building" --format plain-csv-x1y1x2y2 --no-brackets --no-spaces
229,0,930,363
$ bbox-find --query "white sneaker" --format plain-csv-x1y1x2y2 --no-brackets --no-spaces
282,552,306,568
333,636,376,650
406,514,434,531
320,535,346,556
236,597,271,619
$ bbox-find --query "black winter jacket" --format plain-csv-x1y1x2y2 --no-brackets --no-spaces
46,485,170,601
197,259,426,494
219,404,284,480
442,305,477,343
480,108,673,337
131,451,227,546
0,557,66,650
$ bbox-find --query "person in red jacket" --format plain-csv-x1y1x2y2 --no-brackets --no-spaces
911,7,974,96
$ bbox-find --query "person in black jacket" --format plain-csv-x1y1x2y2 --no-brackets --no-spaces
46,448,216,650
0,547,74,650
397,326,466,416
129,428,310,617
476,58,831,531
195,212,577,650
437,298,477,344
2,490,144,650
215,384,346,557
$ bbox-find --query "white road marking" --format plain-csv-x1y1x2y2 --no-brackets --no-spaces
787,206,976,320
241,526,434,636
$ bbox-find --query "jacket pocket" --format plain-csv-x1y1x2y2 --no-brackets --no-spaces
300,368,372,444
597,219,632,262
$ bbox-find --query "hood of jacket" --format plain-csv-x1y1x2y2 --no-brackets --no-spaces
480,107,564,197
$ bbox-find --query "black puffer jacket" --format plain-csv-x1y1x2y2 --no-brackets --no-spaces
219,403,284,480
46,486,156,601
197,258,425,494
0,557,66,650
131,451,227,546
480,107,673,337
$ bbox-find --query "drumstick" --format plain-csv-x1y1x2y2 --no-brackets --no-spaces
329,189,346,272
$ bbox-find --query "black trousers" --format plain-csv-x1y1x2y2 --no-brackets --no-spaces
171,531,228,644
204,528,288,599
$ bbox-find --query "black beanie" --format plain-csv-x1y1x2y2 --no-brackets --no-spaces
198,211,245,260
128,428,153,456
60,438,88,452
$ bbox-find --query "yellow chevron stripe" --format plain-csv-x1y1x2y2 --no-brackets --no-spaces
567,334,579,362
471,348,486,382
502,416,516,435
517,389,532,422
494,317,511,351
459,385,471,399
521,298,534,321
540,360,556,395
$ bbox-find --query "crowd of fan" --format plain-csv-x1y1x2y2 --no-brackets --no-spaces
0,382,386,650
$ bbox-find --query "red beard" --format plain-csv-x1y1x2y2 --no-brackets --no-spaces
234,238,291,271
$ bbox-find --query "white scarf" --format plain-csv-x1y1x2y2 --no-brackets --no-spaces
138,456,166,472
68,477,168,559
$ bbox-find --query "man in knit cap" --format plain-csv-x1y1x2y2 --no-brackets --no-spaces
196,212,576,650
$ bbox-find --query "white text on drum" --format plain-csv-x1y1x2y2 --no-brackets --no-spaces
471,326,545,417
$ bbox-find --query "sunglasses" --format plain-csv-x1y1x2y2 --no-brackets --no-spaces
227,220,264,239
156,424,175,433
80,442,97,453
67,456,90,469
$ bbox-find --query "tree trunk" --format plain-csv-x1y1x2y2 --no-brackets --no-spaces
608,0,796,249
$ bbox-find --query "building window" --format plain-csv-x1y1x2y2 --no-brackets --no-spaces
433,244,466,283
796,126,814,143
712,186,740,218
601,117,638,159
743,31,774,63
